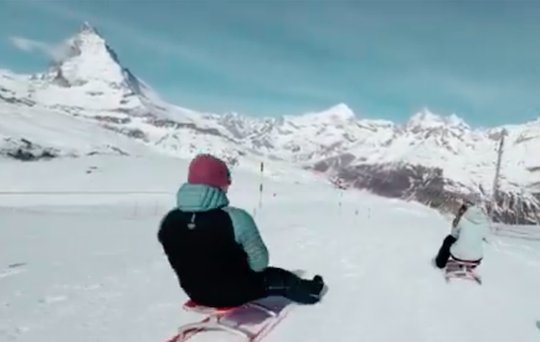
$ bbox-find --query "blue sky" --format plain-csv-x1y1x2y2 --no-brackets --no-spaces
0,0,539,126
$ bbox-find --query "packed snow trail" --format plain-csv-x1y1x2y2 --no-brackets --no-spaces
1,156,539,342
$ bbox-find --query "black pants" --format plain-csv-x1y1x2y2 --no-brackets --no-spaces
187,267,323,308
435,235,457,268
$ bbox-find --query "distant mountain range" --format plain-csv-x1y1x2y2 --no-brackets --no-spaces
2,23,539,224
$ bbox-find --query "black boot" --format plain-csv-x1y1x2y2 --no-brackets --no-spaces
312,275,325,295
284,275,325,304
435,235,456,269
262,268,325,304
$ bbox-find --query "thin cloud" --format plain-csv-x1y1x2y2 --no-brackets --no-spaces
9,36,67,62
10,0,323,96
13,0,214,66
10,1,248,85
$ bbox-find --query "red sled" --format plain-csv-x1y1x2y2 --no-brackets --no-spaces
444,257,482,284
166,296,294,342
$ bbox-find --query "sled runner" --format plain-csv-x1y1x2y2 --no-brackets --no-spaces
444,257,482,284
166,296,294,342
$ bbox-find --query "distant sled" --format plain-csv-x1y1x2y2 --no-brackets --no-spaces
444,257,482,285
166,296,294,342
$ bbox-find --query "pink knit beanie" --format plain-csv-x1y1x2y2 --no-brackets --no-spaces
187,154,231,188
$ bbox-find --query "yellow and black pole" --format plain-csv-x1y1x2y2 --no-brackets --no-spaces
258,161,264,210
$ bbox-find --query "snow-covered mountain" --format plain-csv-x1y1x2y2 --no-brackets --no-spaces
1,23,539,224
312,111,540,224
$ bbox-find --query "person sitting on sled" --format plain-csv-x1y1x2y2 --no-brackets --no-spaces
158,154,325,308
434,201,490,268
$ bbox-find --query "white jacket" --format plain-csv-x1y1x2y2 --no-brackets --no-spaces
450,205,490,261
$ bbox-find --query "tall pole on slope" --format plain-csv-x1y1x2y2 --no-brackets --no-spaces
491,128,507,220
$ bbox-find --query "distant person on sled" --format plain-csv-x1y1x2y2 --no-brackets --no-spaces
434,202,490,268
158,154,325,308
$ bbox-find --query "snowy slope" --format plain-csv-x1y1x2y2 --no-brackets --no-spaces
0,100,156,159
1,155,539,342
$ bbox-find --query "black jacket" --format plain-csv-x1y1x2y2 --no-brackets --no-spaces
157,184,269,307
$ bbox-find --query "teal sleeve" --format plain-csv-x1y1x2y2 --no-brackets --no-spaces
451,223,460,238
223,207,269,272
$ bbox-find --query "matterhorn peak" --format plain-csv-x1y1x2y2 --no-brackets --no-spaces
18,22,150,114
40,22,142,96
80,21,99,35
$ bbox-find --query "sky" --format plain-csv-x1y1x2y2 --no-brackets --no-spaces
0,0,539,126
